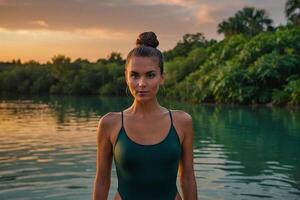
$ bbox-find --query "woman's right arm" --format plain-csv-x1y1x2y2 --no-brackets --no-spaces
93,114,113,200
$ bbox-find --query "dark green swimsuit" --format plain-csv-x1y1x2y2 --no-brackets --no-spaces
113,109,181,200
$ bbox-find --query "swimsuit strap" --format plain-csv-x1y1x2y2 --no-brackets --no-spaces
168,109,173,125
121,111,124,128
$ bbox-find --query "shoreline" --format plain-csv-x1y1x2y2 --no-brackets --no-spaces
1,92,299,109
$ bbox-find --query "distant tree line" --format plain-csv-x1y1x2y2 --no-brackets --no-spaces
0,0,299,105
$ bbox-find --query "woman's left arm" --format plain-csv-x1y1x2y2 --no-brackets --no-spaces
179,112,198,200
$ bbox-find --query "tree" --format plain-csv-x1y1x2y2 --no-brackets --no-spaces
218,17,244,37
107,52,124,65
74,58,90,64
218,7,274,37
51,55,71,65
50,55,72,83
163,32,211,61
24,60,40,65
285,0,300,26
181,32,207,44
96,52,124,65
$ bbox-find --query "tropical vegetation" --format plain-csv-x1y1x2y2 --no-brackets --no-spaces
0,0,299,106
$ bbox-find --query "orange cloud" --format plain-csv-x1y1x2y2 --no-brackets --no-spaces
73,28,135,40
196,5,217,24
30,20,49,27
131,0,196,7
0,27,136,63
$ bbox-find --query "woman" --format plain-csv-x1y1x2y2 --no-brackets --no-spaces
93,31,197,200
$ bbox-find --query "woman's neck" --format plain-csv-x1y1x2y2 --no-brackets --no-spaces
127,97,165,117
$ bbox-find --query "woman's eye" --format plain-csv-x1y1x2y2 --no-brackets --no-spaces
147,73,155,78
130,74,138,78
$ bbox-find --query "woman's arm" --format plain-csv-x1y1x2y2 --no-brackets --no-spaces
179,112,198,200
93,114,113,200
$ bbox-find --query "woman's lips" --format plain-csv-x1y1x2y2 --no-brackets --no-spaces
137,91,149,95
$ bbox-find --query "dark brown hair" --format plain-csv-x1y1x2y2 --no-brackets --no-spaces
125,31,164,74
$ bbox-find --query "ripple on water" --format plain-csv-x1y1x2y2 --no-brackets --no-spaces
1,99,300,200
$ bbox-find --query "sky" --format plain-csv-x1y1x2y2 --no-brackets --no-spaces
0,0,287,63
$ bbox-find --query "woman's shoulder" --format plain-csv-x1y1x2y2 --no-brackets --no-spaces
169,109,193,142
169,109,192,124
97,112,122,134
98,111,121,123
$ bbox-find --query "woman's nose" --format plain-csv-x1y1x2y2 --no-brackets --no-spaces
138,77,146,87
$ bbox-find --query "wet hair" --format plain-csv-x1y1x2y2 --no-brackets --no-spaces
125,31,164,75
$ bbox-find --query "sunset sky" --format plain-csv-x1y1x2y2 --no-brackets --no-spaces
0,0,287,63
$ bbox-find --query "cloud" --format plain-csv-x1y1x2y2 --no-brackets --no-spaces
73,28,135,40
196,4,218,25
0,0,285,33
0,0,190,33
0,26,135,42
29,20,49,27
0,0,287,62
131,0,196,7
0,26,135,62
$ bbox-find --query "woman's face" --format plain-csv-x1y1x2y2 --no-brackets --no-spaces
125,56,164,101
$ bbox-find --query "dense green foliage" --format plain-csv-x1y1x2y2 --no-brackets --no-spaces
163,33,216,61
165,27,300,105
0,53,126,96
1,27,299,106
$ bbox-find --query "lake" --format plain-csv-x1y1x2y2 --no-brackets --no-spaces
0,95,299,200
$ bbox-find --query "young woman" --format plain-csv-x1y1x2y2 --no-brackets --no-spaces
93,31,197,200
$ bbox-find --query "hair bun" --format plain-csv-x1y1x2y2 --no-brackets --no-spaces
136,31,159,48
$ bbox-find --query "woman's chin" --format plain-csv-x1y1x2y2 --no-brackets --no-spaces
136,96,148,101
135,95,151,101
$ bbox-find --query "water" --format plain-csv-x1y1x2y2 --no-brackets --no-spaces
0,95,299,200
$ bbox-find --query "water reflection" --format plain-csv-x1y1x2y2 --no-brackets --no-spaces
0,95,299,199
188,105,300,199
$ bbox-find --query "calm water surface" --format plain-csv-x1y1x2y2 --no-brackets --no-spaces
0,95,299,200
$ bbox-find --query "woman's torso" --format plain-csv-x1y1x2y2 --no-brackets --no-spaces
109,109,184,200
